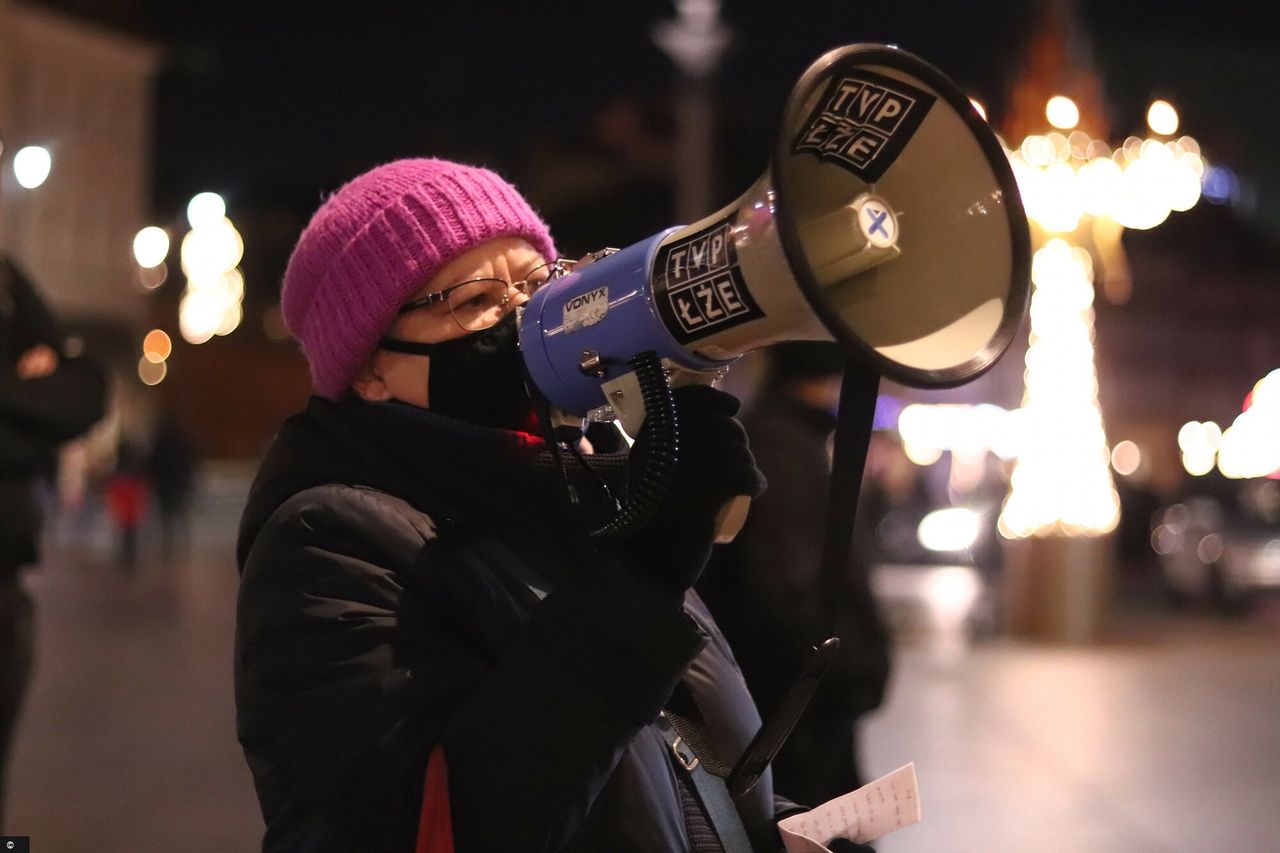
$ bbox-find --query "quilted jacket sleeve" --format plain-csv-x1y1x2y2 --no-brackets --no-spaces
235,485,707,852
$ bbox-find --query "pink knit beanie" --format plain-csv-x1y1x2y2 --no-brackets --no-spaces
281,158,557,399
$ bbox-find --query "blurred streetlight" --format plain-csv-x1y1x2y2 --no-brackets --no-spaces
1109,440,1142,477
132,226,170,268
652,0,730,222
1045,95,1080,130
1216,370,1280,479
186,191,226,230
126,192,247,391
0,139,53,278
1146,99,1179,136
12,145,52,189
137,356,167,386
142,329,172,363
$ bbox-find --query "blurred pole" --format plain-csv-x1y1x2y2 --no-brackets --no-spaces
652,0,730,223
674,81,713,224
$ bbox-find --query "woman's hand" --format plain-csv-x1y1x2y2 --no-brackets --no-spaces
621,384,766,597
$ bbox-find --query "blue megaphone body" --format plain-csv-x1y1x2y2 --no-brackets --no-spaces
517,228,728,423
517,173,840,436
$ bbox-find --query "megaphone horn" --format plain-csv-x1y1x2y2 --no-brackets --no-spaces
518,43,1031,538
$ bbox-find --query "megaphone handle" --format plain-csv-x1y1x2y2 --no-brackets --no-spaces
727,635,841,798
590,352,679,541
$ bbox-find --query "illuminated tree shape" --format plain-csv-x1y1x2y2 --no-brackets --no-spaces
998,100,1204,539
999,239,1120,538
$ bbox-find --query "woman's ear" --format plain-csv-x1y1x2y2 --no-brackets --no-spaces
351,355,394,402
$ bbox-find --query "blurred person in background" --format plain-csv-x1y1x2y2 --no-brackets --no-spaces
0,257,105,829
105,440,149,569
232,159,847,852
700,342,891,807
147,411,198,559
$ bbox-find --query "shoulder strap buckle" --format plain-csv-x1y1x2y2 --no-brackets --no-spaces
670,734,700,772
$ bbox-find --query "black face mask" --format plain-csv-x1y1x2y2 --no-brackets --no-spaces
379,313,534,431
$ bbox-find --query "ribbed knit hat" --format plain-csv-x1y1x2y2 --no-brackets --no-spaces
282,158,557,399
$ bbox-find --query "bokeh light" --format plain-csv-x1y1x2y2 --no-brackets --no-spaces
187,192,227,230
180,218,244,278
179,290,225,345
1217,370,1280,479
1110,440,1141,476
142,329,172,363
1011,129,1204,233
137,262,168,290
133,226,170,268
1045,95,1080,130
137,356,167,386
1182,449,1216,477
897,403,1015,465
262,305,289,340
174,197,247,344
215,302,243,336
13,145,52,189
1147,99,1179,136
917,508,983,552
1202,165,1238,204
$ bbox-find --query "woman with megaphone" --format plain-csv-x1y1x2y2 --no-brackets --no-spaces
235,35,1038,848
232,157,853,852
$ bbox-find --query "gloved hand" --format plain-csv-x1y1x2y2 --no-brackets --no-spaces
620,384,765,597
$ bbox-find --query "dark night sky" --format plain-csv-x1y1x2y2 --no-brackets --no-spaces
138,1,1280,213
143,1,1036,220
45,0,1280,271
27,1,1277,212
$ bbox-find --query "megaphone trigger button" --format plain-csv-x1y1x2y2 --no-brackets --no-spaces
578,350,607,378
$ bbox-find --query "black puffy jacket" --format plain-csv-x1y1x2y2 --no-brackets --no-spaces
235,396,798,851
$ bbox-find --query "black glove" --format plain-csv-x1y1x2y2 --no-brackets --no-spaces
621,384,765,597
827,840,876,853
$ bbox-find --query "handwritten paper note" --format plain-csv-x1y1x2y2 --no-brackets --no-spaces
778,763,921,852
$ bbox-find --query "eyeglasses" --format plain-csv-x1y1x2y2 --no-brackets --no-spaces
396,259,573,332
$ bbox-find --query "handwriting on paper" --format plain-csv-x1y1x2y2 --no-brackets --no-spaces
778,763,921,852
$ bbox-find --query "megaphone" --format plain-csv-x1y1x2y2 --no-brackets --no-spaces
518,43,1030,538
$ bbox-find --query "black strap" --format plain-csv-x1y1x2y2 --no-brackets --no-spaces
726,636,840,798
819,363,880,626
664,707,733,778
659,713,753,852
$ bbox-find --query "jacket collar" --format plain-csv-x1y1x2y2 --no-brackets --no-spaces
237,395,626,570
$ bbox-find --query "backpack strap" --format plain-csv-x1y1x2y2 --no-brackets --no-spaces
658,710,753,852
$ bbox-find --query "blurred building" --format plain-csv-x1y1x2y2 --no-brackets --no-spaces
1098,204,1280,494
0,0,158,336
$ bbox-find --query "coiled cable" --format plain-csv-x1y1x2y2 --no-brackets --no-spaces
591,351,678,541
